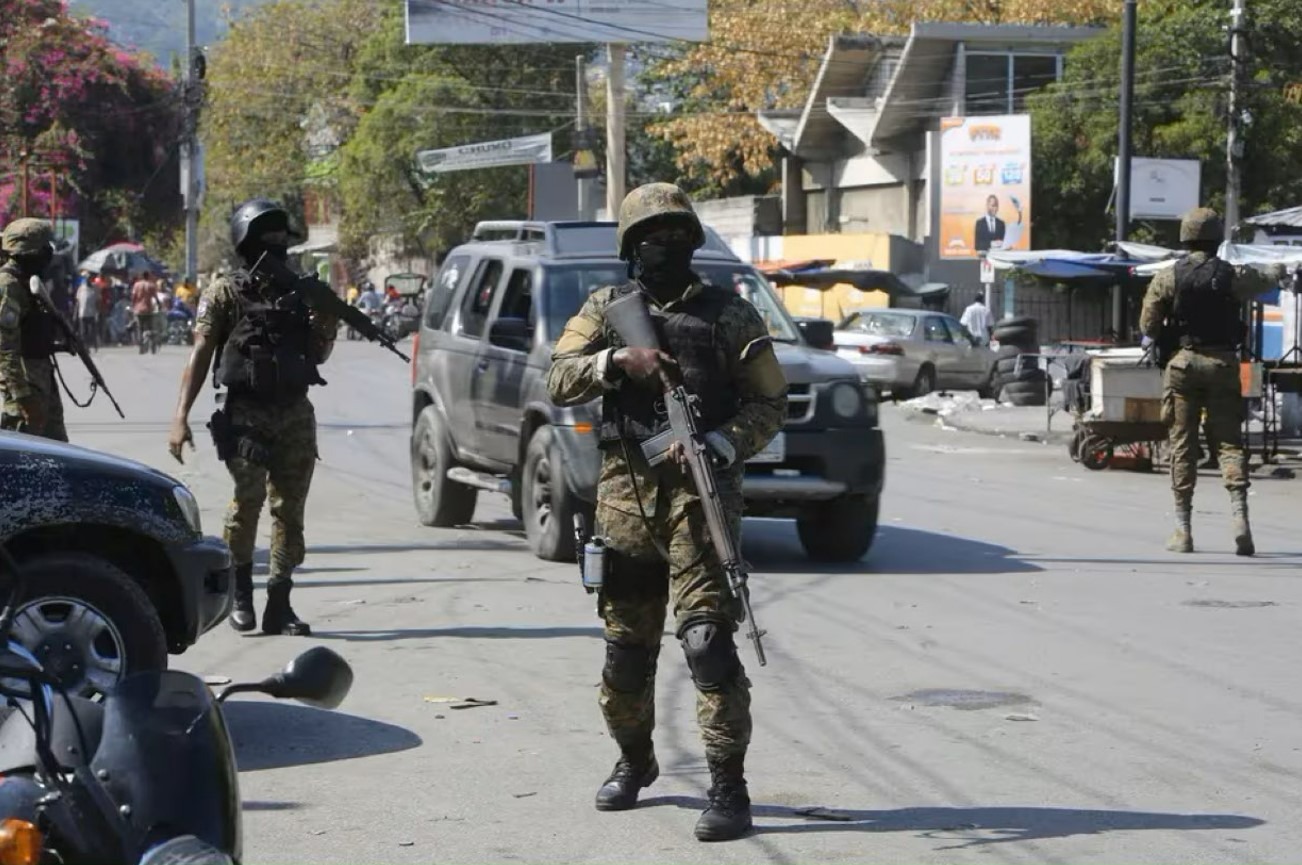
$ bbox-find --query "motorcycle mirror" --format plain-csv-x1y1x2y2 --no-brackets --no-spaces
258,646,353,709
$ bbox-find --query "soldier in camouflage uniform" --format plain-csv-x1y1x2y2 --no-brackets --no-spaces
1140,207,1274,556
0,219,67,441
168,199,337,636
547,183,787,842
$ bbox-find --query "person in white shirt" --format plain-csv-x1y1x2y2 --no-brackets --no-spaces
960,293,994,345
356,283,383,312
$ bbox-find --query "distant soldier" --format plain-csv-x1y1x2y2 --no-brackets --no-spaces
168,199,338,636
0,219,67,441
1140,207,1272,555
547,184,787,842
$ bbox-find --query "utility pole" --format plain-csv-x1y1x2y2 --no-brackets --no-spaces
576,54,594,220
1225,0,1247,240
605,43,626,219
1114,0,1137,338
180,0,203,283
19,150,29,218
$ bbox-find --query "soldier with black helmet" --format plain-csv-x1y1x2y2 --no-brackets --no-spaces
547,183,788,842
0,218,67,441
167,199,338,636
1141,206,1272,556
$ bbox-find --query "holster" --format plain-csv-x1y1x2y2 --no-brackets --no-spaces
208,408,237,462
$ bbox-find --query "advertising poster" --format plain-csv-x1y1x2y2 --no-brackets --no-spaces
416,133,552,175
939,115,1031,259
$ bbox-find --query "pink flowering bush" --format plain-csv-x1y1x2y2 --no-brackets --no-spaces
1,0,183,248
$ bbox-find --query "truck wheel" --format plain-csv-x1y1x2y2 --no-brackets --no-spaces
523,425,580,562
8,553,167,699
796,495,880,563
411,405,477,527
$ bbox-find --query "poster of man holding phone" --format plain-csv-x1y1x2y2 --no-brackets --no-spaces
939,115,1031,259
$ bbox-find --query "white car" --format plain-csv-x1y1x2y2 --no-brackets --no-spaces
834,308,996,399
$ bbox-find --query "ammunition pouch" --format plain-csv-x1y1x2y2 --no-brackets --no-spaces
601,548,668,601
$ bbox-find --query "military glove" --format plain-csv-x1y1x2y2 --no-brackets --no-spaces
17,395,46,434
705,431,736,467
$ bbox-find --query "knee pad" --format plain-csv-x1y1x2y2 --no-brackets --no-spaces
603,640,655,693
678,619,740,692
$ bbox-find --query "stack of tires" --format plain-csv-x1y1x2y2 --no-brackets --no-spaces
989,316,1048,407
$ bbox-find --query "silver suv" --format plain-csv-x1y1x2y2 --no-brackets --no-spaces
409,221,885,563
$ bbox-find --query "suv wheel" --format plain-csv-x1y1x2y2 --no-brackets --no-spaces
796,495,880,563
10,553,167,699
411,405,477,527
523,426,581,562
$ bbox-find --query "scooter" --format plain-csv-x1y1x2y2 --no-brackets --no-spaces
0,544,354,865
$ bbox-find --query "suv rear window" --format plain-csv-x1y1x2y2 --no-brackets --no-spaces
425,254,470,330
541,263,800,343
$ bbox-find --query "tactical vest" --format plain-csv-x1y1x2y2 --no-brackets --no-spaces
1171,255,1243,350
217,273,323,401
0,266,59,359
599,282,739,446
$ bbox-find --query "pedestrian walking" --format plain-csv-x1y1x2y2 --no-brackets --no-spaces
75,271,100,351
960,292,994,345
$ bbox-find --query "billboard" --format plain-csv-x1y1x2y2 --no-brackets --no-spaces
1118,157,1201,221
405,0,708,45
938,115,1031,260
416,132,552,174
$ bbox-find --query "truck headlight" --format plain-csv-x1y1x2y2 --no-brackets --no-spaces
829,382,863,419
172,485,202,533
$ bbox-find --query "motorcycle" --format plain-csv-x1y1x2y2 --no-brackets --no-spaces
0,544,354,865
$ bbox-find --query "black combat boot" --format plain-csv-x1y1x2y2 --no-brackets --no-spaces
261,582,311,636
229,563,256,632
595,746,658,812
695,754,752,842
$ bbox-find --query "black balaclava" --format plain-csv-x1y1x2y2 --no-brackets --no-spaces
631,223,696,298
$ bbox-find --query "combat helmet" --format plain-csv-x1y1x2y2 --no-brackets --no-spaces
1179,207,1224,244
0,218,54,257
616,183,705,260
229,198,298,253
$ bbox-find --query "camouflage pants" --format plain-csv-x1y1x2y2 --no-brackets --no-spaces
222,395,317,587
0,358,68,442
1162,350,1247,501
595,452,751,761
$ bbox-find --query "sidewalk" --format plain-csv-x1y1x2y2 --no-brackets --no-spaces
894,390,1074,444
893,390,1302,472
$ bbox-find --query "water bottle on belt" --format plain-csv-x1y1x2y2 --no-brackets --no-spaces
574,514,606,593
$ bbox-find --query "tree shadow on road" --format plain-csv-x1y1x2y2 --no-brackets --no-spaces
224,702,421,772
745,523,1042,576
643,797,1263,847
311,625,604,642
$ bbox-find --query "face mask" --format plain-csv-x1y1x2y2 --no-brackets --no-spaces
634,241,694,292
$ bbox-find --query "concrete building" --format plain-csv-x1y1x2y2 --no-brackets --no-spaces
757,22,1099,309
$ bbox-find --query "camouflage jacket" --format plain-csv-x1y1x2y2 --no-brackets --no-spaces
195,269,338,362
0,265,34,399
547,281,787,462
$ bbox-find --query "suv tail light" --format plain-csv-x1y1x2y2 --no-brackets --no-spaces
860,342,904,356
410,330,420,385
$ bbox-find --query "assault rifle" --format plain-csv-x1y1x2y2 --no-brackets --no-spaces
605,291,768,666
27,276,125,418
248,253,410,363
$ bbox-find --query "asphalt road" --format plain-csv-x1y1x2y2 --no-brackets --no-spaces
50,340,1302,864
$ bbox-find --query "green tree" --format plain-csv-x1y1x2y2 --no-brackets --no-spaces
199,0,380,268
1029,0,1302,248
336,6,581,258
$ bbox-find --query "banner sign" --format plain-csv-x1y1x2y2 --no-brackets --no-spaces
416,133,553,174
